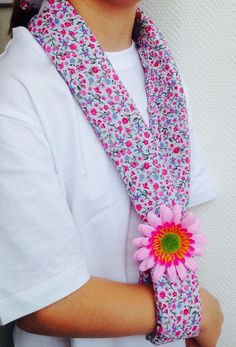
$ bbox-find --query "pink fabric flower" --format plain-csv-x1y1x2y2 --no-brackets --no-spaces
133,204,207,283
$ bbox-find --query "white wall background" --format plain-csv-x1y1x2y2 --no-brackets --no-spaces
0,1,236,346
142,1,236,346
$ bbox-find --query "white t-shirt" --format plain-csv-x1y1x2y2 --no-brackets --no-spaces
0,27,217,347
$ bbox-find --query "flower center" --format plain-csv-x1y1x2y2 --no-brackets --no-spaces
150,223,191,263
161,233,181,253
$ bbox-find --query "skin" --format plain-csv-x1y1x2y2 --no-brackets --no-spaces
190,288,224,347
17,1,224,346
17,277,156,337
68,0,140,51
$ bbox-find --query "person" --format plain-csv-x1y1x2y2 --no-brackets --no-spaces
0,0,223,347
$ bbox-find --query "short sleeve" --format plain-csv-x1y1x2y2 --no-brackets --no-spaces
186,90,217,208
0,115,90,326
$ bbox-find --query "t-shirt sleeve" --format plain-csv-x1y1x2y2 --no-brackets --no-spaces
0,115,91,326
186,93,217,208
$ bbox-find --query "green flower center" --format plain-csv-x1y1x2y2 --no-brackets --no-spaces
161,233,181,253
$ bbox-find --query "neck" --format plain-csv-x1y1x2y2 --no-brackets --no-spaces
68,0,139,52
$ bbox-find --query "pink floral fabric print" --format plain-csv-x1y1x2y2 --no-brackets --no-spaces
28,0,201,344
147,271,201,344
28,0,191,222
135,204,204,344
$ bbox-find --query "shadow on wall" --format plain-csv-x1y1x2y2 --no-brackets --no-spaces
0,6,12,53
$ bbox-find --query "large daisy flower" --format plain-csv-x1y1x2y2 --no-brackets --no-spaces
133,204,207,283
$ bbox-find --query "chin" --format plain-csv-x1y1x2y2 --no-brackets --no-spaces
107,0,141,6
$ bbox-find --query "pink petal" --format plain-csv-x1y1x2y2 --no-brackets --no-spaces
147,256,156,268
172,204,182,224
167,264,177,283
192,234,208,246
184,257,198,272
139,256,155,271
160,205,172,223
192,245,204,256
152,263,165,282
139,258,150,271
181,212,197,229
133,247,150,261
132,237,149,247
188,220,201,234
176,262,187,281
138,224,155,237
147,211,162,228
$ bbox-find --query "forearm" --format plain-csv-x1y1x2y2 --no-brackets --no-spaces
16,276,156,338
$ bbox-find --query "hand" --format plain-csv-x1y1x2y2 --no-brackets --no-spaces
186,338,201,347
191,288,224,347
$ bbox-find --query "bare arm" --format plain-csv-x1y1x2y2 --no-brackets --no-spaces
16,278,224,347
16,276,156,338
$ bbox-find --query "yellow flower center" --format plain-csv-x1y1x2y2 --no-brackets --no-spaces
151,224,190,263
161,233,181,253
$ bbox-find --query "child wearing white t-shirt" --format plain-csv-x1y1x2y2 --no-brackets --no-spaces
0,1,223,347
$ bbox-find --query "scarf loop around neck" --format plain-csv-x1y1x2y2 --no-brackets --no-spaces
28,0,191,222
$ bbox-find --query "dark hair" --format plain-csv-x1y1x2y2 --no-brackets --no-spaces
9,0,141,41
9,0,38,36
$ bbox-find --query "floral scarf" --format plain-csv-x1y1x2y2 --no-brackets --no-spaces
27,1,203,344
28,0,191,222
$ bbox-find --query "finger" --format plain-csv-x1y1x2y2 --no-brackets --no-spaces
186,338,201,347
